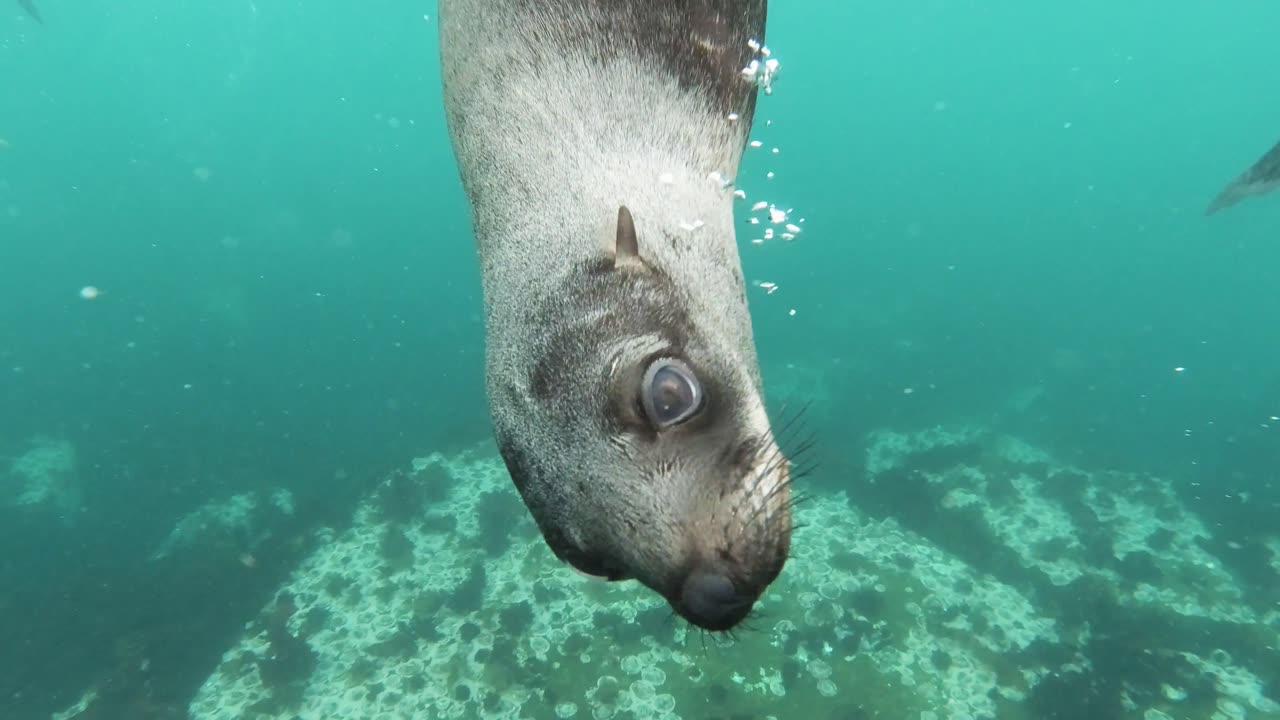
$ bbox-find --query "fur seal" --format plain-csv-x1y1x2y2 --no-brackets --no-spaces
1207,137,1280,215
438,0,793,631
17,0,42,24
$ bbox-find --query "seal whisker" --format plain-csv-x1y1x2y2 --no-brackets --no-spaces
608,435,636,463
738,464,782,516
784,493,814,515
738,605,770,632
779,429,819,463
740,473,791,531
771,399,814,436
744,402,805,460
740,432,799,509
784,459,818,486
756,409,816,480
747,416,800,467
748,440,792,488
769,403,813,448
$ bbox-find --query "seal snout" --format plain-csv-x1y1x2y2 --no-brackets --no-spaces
679,569,753,631
669,439,793,632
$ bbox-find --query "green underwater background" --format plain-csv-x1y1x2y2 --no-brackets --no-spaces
1,1,1278,719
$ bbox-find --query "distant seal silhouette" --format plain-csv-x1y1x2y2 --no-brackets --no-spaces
1207,137,1280,215
439,0,793,631
16,0,41,24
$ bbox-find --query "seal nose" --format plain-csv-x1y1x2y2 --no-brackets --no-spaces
679,570,752,631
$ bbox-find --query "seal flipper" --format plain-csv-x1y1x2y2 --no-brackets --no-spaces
17,0,42,23
1206,137,1280,215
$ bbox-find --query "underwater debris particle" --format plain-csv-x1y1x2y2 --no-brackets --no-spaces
707,170,733,188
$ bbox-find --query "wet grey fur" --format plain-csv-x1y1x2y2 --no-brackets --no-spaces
1207,137,1280,215
438,0,790,626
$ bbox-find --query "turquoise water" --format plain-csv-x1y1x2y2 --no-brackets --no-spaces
2,1,1278,719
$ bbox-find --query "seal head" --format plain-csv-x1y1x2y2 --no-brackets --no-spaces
499,207,792,631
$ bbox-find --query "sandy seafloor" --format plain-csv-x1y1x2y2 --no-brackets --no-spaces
47,423,1280,720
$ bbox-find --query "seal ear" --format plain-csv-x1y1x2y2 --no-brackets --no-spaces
614,206,640,267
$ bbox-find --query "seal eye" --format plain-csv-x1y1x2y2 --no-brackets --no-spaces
641,358,703,429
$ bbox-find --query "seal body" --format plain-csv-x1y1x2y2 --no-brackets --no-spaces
439,0,790,631
1207,137,1280,214
17,0,42,23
